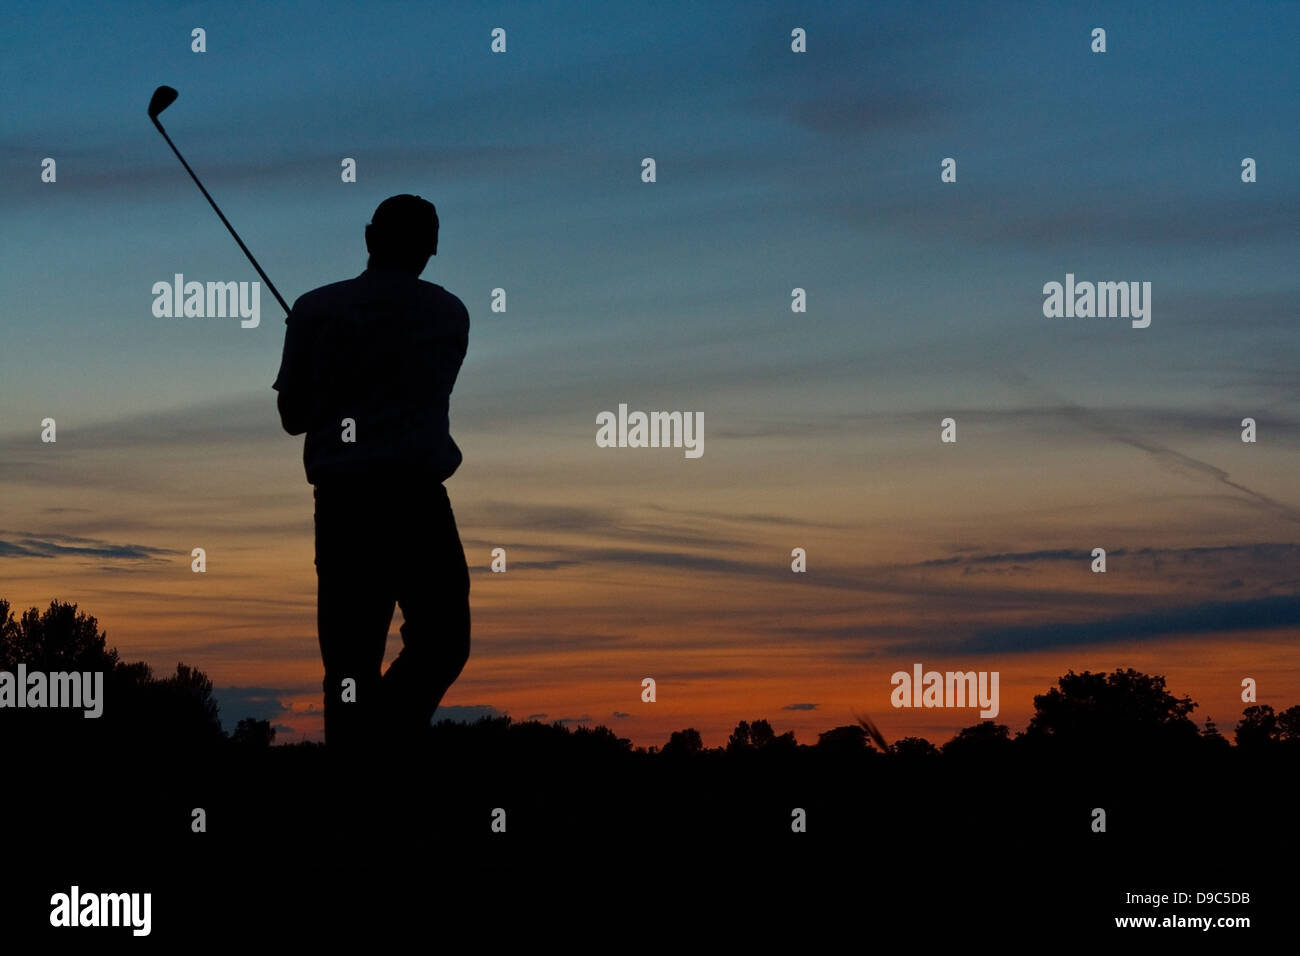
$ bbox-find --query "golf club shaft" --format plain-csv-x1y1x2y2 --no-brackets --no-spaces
153,121,291,315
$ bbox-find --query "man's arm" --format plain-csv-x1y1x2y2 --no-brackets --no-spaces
272,302,313,436
458,299,469,362
276,390,310,436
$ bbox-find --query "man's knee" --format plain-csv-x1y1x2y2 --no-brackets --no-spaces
322,671,383,710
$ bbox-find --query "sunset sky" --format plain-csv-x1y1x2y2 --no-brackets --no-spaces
2,1,1298,748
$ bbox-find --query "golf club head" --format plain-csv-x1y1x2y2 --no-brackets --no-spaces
148,85,179,122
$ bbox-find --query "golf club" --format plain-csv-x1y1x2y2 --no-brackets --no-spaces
148,84,291,315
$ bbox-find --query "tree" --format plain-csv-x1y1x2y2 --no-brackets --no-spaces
1235,705,1279,748
231,717,276,747
942,722,1011,757
888,736,939,757
1024,668,1198,749
749,719,776,750
661,728,704,757
0,599,119,672
768,731,799,754
1200,716,1231,752
817,724,868,754
1277,705,1300,743
150,662,225,746
0,598,226,752
571,724,633,755
727,720,752,753
726,719,796,754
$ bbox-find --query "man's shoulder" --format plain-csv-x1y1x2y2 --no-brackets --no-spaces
418,280,467,311
291,276,366,313
416,281,470,327
290,274,467,326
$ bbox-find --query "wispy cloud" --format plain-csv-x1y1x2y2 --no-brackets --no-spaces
213,685,297,732
918,543,1300,573
935,593,1300,655
998,371,1300,524
0,531,174,561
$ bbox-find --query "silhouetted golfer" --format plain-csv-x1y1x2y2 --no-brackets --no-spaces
273,194,470,750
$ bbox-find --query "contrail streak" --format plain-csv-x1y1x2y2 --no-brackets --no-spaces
997,369,1300,525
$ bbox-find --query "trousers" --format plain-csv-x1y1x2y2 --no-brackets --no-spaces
313,477,470,748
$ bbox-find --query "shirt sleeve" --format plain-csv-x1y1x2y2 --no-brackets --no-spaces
459,299,470,359
272,302,313,434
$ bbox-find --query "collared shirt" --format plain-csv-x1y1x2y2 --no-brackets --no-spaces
272,267,469,486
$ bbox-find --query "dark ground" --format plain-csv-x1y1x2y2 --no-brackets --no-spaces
5,729,1291,947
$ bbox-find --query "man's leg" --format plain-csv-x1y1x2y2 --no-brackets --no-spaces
384,483,471,741
315,484,398,750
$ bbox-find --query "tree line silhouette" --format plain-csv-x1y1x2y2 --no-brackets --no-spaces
3,597,1297,758
0,598,265,753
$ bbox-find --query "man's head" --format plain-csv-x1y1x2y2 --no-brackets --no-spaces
365,194,439,275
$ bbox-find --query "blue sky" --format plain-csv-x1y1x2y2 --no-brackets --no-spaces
3,0,1295,429
1,1,1297,745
